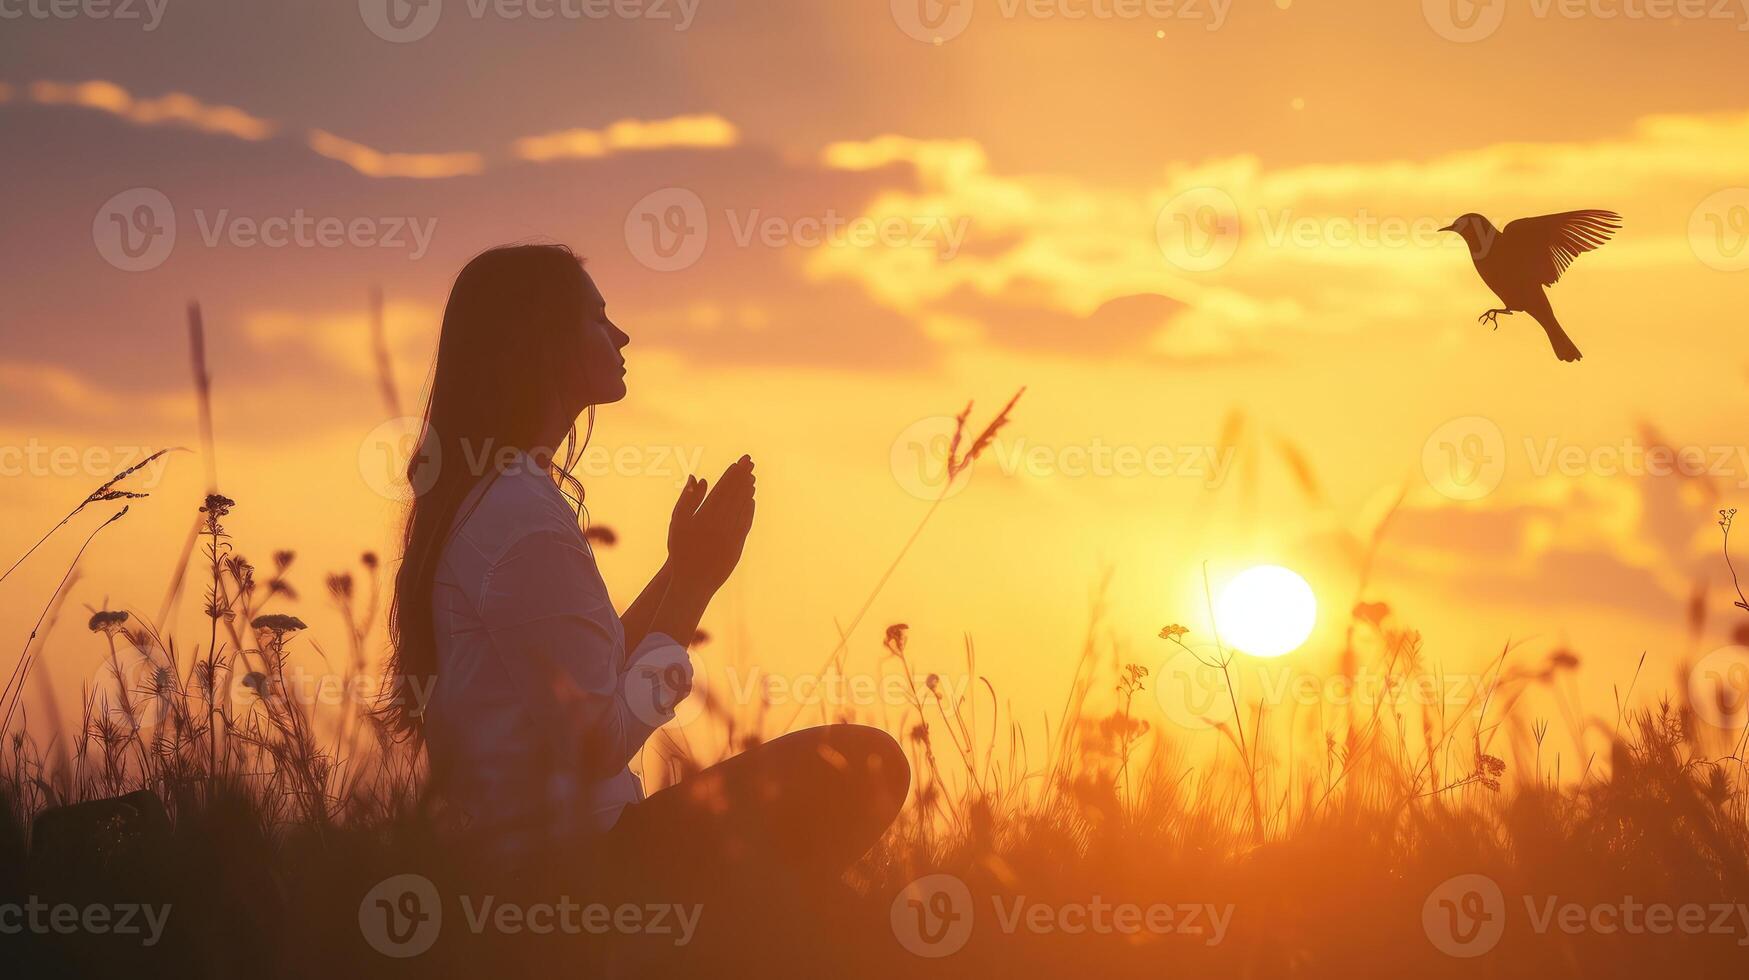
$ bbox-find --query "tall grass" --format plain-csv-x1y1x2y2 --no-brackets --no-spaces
1,322,1745,977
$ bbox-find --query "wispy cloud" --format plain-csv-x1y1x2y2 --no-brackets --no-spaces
809,112,1749,358
27,79,275,140
306,129,486,179
512,113,738,162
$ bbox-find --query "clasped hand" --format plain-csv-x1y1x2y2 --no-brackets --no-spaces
667,455,756,594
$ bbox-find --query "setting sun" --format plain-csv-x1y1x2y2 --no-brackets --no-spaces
1215,564,1317,658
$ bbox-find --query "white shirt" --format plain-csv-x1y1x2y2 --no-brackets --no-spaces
422,452,692,867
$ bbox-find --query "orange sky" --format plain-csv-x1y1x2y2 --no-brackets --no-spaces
3,0,1749,755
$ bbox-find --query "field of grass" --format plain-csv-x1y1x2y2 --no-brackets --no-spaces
2,337,1748,977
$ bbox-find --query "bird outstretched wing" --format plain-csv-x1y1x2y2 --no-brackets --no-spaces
1500,210,1622,285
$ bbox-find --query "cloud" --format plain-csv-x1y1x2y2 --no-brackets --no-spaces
306,129,486,179
512,114,739,162
806,112,1749,358
1383,457,1723,622
930,281,1188,354
241,301,439,387
27,79,276,141
0,361,185,423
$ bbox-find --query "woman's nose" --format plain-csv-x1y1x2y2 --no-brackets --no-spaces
610,322,630,349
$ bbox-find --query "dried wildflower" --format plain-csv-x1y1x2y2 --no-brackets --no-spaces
1117,662,1149,696
361,551,379,570
327,573,354,601
1475,752,1506,791
884,623,910,656
87,610,130,633
1158,624,1190,641
224,554,256,594
1353,601,1390,627
251,614,308,635
942,389,1025,484
583,525,618,547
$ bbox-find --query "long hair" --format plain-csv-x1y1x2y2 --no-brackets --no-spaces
382,243,593,736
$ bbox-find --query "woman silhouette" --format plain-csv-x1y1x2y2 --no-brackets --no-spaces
383,244,908,914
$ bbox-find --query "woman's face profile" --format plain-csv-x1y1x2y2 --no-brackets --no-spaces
569,269,630,410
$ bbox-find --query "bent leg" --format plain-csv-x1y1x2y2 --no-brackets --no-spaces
607,724,909,893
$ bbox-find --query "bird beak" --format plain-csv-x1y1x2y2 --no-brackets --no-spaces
1438,223,1455,233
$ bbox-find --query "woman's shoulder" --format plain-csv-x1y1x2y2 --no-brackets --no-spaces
450,458,583,561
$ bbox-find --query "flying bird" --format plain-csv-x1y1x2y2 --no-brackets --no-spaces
1440,210,1621,363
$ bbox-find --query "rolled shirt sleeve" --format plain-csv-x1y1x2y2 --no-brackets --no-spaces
478,530,694,780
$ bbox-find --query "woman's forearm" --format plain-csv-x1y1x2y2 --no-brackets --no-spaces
644,571,717,652
619,560,674,654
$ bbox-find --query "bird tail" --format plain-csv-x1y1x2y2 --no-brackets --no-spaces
1532,308,1583,363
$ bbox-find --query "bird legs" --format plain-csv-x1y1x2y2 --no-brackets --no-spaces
1477,308,1514,330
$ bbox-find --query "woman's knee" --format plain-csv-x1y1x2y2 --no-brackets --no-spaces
818,724,910,819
